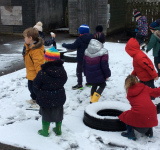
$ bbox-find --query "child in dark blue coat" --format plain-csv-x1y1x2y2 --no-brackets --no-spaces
33,47,67,137
62,24,93,90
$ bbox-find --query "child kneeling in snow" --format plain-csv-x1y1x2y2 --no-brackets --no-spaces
119,75,160,140
33,47,67,137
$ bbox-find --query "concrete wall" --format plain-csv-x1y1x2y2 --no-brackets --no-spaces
0,0,35,34
68,0,127,36
68,0,108,36
35,0,67,32
0,0,67,34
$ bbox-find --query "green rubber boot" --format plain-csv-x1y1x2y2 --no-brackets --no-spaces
38,120,50,137
53,121,62,135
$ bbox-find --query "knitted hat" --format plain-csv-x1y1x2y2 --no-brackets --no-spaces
149,21,159,30
44,47,60,62
33,21,43,32
95,25,103,32
78,24,90,34
93,32,105,43
133,9,141,18
156,19,160,26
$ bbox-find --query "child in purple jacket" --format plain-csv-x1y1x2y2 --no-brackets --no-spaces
133,9,148,49
83,32,111,103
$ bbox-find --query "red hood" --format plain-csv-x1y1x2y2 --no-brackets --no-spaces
125,38,141,57
127,83,145,97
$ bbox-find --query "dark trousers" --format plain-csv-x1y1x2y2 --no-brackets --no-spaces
134,127,151,134
135,34,146,45
28,80,36,100
76,62,83,85
126,124,150,134
140,79,155,89
154,57,160,77
140,79,155,100
91,82,106,96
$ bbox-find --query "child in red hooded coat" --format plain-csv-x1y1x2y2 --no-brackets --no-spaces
119,75,160,140
125,38,158,102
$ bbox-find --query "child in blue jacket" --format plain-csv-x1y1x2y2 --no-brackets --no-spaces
62,24,93,90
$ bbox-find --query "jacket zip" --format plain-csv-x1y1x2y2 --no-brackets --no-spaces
29,54,34,64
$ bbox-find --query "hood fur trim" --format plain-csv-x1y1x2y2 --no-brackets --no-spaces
31,37,44,50
154,30,160,40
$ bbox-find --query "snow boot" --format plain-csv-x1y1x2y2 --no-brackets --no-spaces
86,83,92,87
26,99,36,104
38,120,50,137
121,125,136,140
156,103,160,114
145,128,153,138
72,84,83,90
90,92,101,103
30,103,40,108
53,121,62,135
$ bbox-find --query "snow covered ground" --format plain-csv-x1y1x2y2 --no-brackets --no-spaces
0,41,160,150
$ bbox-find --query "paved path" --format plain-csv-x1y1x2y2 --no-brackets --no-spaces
0,33,75,76
0,31,129,77
0,142,28,150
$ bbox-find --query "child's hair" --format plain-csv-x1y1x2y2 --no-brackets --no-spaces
125,75,138,92
23,27,39,41
93,32,105,43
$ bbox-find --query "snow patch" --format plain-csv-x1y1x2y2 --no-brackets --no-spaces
85,101,131,119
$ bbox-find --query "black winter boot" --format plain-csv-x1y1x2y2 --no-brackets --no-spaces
121,125,136,140
85,83,92,87
72,84,83,90
145,128,153,138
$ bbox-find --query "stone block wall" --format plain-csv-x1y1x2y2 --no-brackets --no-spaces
0,0,67,34
0,0,35,34
68,0,108,36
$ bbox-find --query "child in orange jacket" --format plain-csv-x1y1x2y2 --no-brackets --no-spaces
23,27,44,106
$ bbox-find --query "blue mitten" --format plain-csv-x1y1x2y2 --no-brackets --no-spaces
62,43,66,47
135,28,138,32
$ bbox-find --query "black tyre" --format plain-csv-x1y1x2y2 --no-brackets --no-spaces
57,48,67,59
64,51,76,62
83,101,130,131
